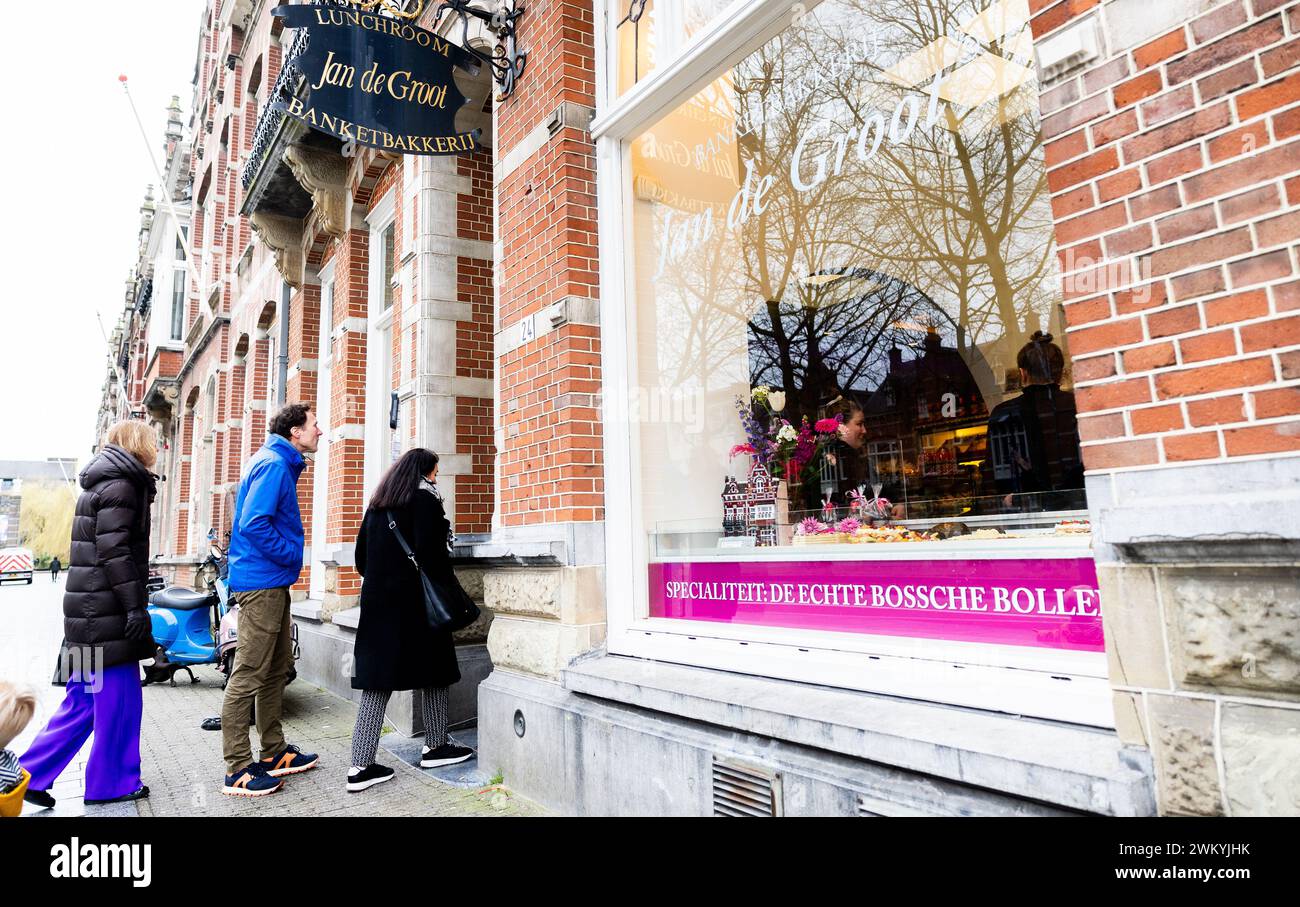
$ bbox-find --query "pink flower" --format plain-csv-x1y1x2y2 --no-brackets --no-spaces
814,417,841,433
729,443,756,459
835,518,861,534
798,517,828,536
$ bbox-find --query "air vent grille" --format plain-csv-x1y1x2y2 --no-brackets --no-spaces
856,791,945,817
712,757,782,817
857,795,885,817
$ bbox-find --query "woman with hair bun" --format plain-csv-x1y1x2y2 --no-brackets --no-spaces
985,332,1085,511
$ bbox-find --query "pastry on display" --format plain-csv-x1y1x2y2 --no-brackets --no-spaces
793,516,859,544
792,517,932,544
929,521,970,539
852,526,933,543
1054,519,1091,535
792,531,851,545
932,524,1017,540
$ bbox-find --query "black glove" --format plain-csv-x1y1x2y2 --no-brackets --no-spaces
125,610,154,644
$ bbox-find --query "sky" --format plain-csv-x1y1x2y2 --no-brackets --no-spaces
0,0,208,467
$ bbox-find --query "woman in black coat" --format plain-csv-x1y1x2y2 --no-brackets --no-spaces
21,421,158,809
346,448,473,792
986,332,1085,512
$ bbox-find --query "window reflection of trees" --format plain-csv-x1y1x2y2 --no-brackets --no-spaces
797,3,1044,349
747,269,952,416
636,0,1069,523
691,0,1062,406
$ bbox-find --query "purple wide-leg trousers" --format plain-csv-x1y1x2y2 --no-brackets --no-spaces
20,661,143,801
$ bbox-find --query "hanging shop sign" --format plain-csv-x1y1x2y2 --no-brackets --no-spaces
272,3,483,155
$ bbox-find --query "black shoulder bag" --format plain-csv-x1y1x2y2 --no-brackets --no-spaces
385,511,481,633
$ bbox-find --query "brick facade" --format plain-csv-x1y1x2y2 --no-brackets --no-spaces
495,0,603,527
123,1,499,609
1033,0,1300,471
94,0,1300,816
1031,0,1300,816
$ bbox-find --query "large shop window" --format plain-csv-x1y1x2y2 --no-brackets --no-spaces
616,0,1108,724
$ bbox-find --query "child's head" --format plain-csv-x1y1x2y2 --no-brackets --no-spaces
0,681,37,750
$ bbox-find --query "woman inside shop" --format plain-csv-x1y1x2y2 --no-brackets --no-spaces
819,395,871,516
985,332,1085,512
347,448,473,793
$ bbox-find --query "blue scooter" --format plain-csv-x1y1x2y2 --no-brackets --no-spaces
144,541,234,686
145,535,300,690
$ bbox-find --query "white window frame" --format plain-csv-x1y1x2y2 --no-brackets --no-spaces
364,190,398,505
170,267,187,341
310,263,337,600
593,0,1112,727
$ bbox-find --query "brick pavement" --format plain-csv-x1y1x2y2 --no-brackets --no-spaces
134,668,539,817
2,577,539,818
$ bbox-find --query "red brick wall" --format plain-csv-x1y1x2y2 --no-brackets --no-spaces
133,2,514,585
496,0,603,525
145,348,183,387
1033,0,1300,470
457,150,496,532
167,2,292,571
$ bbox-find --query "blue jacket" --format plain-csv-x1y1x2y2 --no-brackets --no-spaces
228,434,306,592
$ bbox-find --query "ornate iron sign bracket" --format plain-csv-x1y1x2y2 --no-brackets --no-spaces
433,0,527,100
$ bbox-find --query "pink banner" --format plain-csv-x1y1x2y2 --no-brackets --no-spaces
648,557,1104,652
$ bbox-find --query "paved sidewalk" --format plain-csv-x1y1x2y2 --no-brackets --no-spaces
4,577,539,817
131,668,540,817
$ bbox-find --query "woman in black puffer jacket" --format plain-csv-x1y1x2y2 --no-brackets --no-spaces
20,421,158,809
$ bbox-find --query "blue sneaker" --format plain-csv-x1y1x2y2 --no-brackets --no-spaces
222,762,283,797
261,743,319,777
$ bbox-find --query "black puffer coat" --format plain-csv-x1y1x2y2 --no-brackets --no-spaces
352,484,461,691
63,444,158,668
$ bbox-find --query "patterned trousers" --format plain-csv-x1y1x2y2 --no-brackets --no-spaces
350,687,449,768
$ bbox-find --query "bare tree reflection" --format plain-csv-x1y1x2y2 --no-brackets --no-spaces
633,0,1070,523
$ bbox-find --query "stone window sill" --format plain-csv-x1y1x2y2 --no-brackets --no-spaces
563,655,1155,816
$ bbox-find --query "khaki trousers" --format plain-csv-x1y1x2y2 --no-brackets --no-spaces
221,587,292,775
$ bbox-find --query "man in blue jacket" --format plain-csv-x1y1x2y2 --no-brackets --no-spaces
220,402,323,797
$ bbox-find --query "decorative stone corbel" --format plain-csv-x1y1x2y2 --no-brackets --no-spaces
250,212,305,288
284,145,350,238
146,382,181,423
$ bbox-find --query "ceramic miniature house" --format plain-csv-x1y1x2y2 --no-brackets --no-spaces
720,463,781,546
721,475,747,537
746,460,778,547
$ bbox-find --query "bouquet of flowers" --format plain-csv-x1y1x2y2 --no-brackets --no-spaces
730,388,841,485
